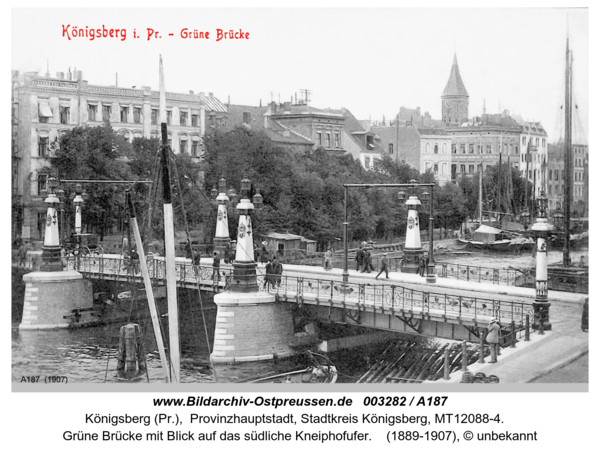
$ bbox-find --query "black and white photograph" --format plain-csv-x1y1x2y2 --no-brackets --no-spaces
9,6,589,390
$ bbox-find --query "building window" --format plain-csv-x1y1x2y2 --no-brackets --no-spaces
461,144,466,154
38,102,53,123
469,144,474,154
37,174,48,195
388,143,393,154
452,144,457,154
102,105,112,122
151,109,158,125
317,132,322,146
180,111,189,126
469,164,474,173
433,163,439,174
59,106,70,124
477,144,482,154
120,106,129,123
242,112,251,124
522,136,526,145
434,144,439,154
38,137,49,157
536,138,539,146
167,110,172,125
191,142,198,157
486,144,492,154
442,163,447,174
88,104,97,121
180,140,187,154
514,145,519,154
460,164,466,173
191,114,199,127
334,133,340,148
529,170,532,179
426,143,430,154
442,143,447,154
134,107,142,123
325,133,331,148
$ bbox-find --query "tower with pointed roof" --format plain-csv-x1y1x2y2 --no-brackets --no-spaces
442,54,469,126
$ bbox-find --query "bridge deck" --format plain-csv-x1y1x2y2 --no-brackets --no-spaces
67,254,533,330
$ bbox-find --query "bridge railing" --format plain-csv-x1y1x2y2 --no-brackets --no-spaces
65,255,233,289
256,273,533,327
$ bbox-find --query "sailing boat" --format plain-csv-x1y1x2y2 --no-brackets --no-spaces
457,155,534,252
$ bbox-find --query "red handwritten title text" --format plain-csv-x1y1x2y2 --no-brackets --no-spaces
61,25,250,42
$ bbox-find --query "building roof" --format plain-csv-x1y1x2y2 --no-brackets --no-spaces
204,95,228,113
442,53,469,98
264,232,304,240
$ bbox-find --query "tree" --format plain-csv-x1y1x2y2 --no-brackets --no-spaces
53,124,134,237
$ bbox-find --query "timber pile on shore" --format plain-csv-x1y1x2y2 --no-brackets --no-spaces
357,340,484,383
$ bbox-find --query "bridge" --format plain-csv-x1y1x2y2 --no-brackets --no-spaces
65,254,534,342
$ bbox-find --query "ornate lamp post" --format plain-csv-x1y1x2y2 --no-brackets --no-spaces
73,183,84,235
530,189,554,330
230,175,262,292
40,177,62,272
401,181,423,274
213,176,230,259
422,189,436,283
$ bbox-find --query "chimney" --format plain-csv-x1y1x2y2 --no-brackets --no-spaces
284,101,291,112
57,72,65,79
76,71,83,81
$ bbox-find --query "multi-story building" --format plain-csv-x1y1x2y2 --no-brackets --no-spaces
11,69,227,243
419,128,453,184
547,142,588,216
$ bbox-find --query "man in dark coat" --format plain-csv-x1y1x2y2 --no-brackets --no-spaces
376,253,389,279
212,251,220,285
264,258,273,289
582,297,589,332
355,246,364,272
272,256,283,289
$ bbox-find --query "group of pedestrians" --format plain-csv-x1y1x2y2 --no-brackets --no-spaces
354,245,376,274
264,256,283,290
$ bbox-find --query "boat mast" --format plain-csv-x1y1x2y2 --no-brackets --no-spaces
127,191,171,382
563,38,572,266
159,55,181,382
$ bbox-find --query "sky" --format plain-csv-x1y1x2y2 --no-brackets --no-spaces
11,7,589,144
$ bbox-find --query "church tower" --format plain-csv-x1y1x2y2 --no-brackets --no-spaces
442,54,469,126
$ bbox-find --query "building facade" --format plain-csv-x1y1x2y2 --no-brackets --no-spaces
11,69,226,243
547,142,588,216
419,128,453,184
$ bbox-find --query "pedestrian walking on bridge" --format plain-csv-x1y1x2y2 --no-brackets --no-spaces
375,253,389,279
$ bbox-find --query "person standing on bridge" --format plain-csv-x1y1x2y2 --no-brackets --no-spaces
355,246,365,272
272,256,283,289
264,258,274,289
486,319,501,363
376,253,389,279
324,248,333,271
212,251,220,286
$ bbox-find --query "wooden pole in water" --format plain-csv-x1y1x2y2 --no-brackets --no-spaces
443,347,450,380
117,323,147,379
127,191,170,382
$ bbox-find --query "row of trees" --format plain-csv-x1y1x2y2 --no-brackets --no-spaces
51,124,533,248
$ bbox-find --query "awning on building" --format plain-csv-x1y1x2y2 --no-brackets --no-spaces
38,101,53,118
